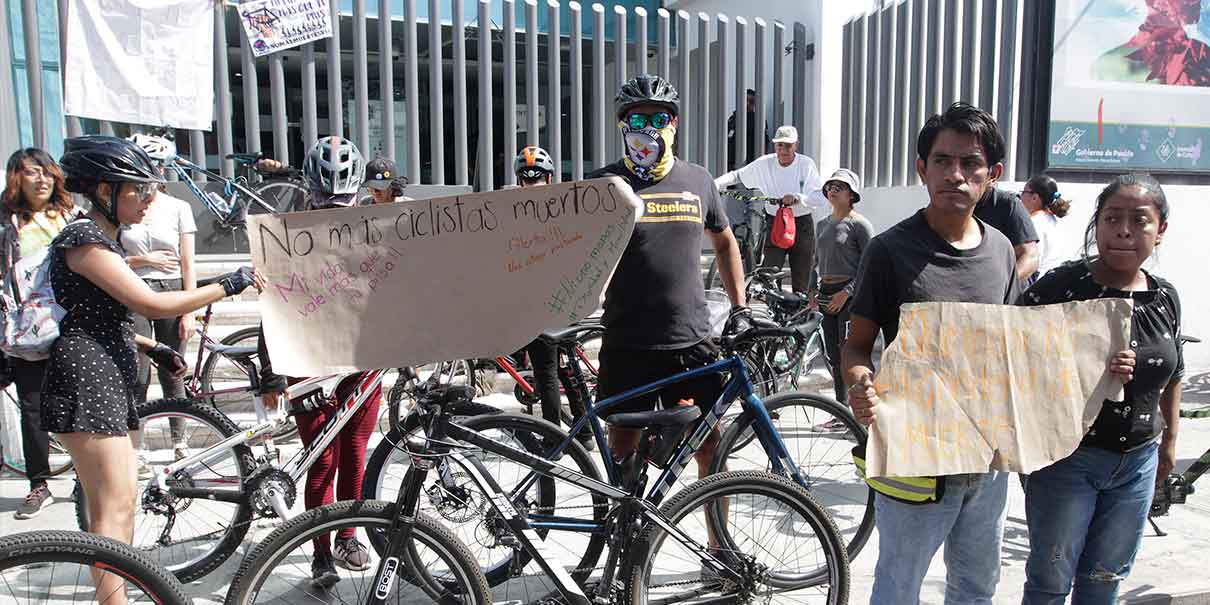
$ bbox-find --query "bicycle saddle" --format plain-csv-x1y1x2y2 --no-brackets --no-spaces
607,406,702,469
753,267,791,282
538,323,604,346
208,343,257,360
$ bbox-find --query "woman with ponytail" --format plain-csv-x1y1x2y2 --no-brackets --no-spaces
1021,174,1071,282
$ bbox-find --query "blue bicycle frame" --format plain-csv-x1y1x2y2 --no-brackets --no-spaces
508,351,808,532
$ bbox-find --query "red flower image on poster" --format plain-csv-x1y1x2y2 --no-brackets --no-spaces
1124,0,1210,85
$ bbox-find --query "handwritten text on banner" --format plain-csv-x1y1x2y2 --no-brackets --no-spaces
248,177,641,376
238,0,333,58
865,299,1132,478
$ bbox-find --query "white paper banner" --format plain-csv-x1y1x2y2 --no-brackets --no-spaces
63,0,215,130
238,0,333,57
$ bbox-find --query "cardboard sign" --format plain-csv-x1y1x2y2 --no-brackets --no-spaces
865,299,1132,478
249,178,641,376
238,0,333,58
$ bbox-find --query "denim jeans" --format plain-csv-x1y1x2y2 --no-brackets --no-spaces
1022,442,1158,604
871,472,1008,604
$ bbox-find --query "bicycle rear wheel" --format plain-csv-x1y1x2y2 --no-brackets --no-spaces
0,530,191,604
624,470,848,604
223,500,490,605
711,392,873,560
199,326,299,440
252,179,309,213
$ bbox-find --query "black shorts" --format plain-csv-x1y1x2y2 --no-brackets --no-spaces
596,340,724,418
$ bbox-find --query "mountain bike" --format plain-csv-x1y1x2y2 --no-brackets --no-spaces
76,369,388,582
705,189,776,290
231,384,849,604
0,530,191,604
745,267,834,390
225,151,310,213
1149,334,1204,535
363,322,872,585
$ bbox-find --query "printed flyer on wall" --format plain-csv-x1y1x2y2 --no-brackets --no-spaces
1048,0,1210,172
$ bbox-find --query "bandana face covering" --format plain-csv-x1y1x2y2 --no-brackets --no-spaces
620,122,676,182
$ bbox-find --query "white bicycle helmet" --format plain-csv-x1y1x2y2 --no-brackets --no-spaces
514,146,555,180
303,136,366,196
127,133,177,163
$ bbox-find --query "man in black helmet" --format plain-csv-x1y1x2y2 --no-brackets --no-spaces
587,74,748,478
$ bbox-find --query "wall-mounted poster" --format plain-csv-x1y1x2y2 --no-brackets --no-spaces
237,0,333,58
1049,0,1210,172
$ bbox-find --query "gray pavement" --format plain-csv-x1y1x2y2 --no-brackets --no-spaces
2,371,1210,603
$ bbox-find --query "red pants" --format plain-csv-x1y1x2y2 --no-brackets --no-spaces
292,373,382,553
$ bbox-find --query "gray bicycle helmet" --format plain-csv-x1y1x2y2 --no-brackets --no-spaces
514,146,555,180
60,135,165,226
614,74,679,119
303,136,366,195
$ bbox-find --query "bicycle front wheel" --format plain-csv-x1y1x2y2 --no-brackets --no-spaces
624,470,849,604
711,392,873,560
253,179,309,213
0,530,191,604
223,500,491,605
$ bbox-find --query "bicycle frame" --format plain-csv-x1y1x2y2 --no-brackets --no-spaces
507,353,805,508
167,157,277,223
149,369,386,520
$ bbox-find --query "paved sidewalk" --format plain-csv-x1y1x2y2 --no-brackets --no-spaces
2,375,1209,603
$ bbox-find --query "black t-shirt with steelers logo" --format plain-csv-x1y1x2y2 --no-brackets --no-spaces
587,160,728,350
1020,260,1184,452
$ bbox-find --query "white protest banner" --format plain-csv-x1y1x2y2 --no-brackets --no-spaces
865,299,1132,478
249,178,641,377
63,0,214,130
238,0,333,57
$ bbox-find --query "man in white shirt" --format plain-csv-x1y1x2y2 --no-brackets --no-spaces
713,125,827,293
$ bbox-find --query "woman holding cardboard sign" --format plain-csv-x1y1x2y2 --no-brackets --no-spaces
1018,174,1183,603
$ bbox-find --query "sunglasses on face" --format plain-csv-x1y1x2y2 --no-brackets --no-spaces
624,111,673,130
824,182,850,194
135,182,158,200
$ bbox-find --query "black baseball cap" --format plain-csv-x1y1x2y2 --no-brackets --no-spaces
365,157,399,190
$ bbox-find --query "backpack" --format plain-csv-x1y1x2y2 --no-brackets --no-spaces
770,206,796,249
0,245,65,361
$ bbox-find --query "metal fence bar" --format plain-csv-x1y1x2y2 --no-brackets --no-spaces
21,0,45,149
714,14,729,176
352,0,370,152
404,0,420,179
696,12,710,169
614,5,628,160
327,0,344,137
429,0,445,184
946,0,962,105
452,0,469,184
1003,0,1024,178
100,121,115,136
56,0,81,138
381,0,398,164
503,0,517,186
656,9,670,79
862,13,875,184
932,0,945,116
911,0,928,181
239,27,261,154
734,17,748,169
592,4,606,168
548,0,562,182
986,0,1004,117
215,5,234,176
526,0,539,145
189,130,206,181
967,0,982,105
867,11,880,186
675,11,690,156
772,21,783,129
478,0,493,191
569,1,584,180
754,18,766,160
301,43,318,151
884,3,899,186
792,21,807,156
634,7,648,76
839,20,850,168
269,53,289,164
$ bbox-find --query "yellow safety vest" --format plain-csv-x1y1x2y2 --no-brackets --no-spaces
851,444,945,504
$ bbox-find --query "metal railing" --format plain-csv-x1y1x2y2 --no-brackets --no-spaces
11,1,817,193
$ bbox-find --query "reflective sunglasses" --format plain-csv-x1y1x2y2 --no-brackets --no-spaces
624,111,673,130
824,182,850,194
135,182,158,200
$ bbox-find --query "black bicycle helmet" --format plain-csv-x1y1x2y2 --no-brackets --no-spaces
60,135,164,226
614,74,679,120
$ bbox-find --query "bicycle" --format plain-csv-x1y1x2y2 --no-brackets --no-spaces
232,382,850,604
76,367,388,582
1149,334,1204,535
745,267,834,391
705,189,776,290
362,322,872,585
224,151,310,213
0,388,74,478
0,530,191,604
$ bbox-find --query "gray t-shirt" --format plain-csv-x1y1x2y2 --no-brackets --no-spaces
850,209,1021,344
815,213,875,294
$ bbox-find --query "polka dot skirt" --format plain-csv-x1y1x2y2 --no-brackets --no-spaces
40,220,140,436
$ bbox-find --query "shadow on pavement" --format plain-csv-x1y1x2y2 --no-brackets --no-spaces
1182,371,1210,405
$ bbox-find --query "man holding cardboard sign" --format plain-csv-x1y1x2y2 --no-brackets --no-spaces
842,103,1021,602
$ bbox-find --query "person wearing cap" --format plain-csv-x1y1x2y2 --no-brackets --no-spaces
365,157,411,204
713,125,828,294
586,74,748,477
812,168,874,407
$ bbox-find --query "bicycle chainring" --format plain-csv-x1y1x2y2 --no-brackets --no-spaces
246,468,297,517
